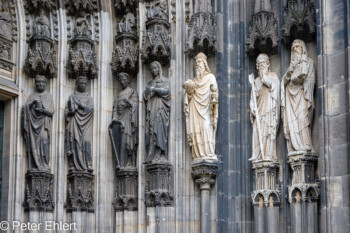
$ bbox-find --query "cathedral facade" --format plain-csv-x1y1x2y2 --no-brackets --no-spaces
0,0,349,233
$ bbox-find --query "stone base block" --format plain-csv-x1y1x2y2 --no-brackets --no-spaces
113,167,138,211
65,171,94,212
24,170,54,211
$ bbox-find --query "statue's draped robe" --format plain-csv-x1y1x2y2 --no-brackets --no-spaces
112,86,138,166
65,91,94,171
281,56,315,154
144,77,170,162
184,73,218,158
22,91,54,170
249,73,280,160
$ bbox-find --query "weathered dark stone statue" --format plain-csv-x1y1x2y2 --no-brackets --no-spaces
109,72,138,168
65,76,94,172
34,8,50,37
143,61,170,163
22,75,54,171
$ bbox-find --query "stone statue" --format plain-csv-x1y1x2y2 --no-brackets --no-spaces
22,75,54,171
249,54,280,161
0,0,12,38
281,39,315,155
183,52,218,160
34,9,50,37
147,0,168,20
117,12,135,34
109,72,138,168
143,61,170,163
74,16,92,37
65,76,94,172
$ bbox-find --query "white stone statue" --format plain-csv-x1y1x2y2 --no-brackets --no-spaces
281,39,315,156
249,54,280,162
183,52,218,160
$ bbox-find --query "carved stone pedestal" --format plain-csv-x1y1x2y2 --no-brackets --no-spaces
145,161,173,207
113,167,138,211
25,170,54,211
191,159,218,233
251,160,280,233
65,171,94,212
288,152,319,233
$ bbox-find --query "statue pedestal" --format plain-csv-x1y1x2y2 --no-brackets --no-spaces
145,160,173,207
251,160,280,233
25,170,54,211
288,152,319,233
113,167,138,211
65,171,95,212
191,159,218,233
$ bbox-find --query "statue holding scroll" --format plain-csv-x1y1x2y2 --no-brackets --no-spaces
183,52,218,160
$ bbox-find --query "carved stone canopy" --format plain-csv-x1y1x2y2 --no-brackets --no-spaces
246,11,279,56
65,0,98,16
114,0,137,14
186,12,217,57
141,18,170,65
282,0,316,44
67,36,97,79
25,0,56,13
25,35,57,78
111,32,138,75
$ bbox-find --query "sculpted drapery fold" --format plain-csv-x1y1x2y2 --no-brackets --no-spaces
249,54,280,161
183,52,218,160
144,61,170,163
65,76,94,172
281,39,315,155
22,75,54,171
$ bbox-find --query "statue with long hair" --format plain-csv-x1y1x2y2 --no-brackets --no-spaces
281,39,315,155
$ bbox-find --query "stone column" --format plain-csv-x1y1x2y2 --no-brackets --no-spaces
288,152,319,233
251,161,280,233
191,160,218,233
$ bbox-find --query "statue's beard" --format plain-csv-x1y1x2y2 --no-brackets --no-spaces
196,68,204,78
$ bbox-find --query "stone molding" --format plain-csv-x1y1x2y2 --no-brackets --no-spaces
24,170,54,212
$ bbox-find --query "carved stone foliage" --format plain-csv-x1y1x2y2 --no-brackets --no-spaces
0,0,16,71
67,17,97,79
65,171,95,212
191,160,218,190
65,0,98,16
246,0,279,56
25,170,54,211
186,13,216,57
145,161,173,207
282,0,316,44
141,0,170,65
251,161,280,207
25,8,57,78
113,168,138,211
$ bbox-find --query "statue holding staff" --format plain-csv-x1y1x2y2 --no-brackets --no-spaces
249,54,280,161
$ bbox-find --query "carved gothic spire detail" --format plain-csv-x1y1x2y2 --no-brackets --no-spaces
246,0,279,56
282,0,316,44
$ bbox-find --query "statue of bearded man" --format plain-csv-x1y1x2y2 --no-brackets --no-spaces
281,39,315,156
249,54,280,162
183,52,218,160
